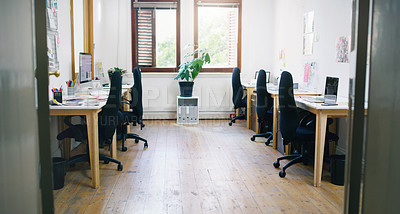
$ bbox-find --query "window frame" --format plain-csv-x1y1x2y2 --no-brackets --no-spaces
131,0,181,72
194,0,242,72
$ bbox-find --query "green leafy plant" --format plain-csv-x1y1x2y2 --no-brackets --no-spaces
175,46,211,81
112,67,126,74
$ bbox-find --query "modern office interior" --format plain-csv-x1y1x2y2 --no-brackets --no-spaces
1,0,399,213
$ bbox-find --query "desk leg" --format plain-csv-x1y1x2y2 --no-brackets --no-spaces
87,111,100,189
124,90,131,133
314,112,328,187
111,130,117,159
246,89,252,129
272,96,279,149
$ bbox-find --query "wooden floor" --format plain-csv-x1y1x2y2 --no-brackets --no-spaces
54,120,344,213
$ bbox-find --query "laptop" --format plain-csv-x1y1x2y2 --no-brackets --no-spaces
304,76,339,104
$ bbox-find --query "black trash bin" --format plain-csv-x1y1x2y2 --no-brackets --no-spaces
52,157,66,190
330,155,345,186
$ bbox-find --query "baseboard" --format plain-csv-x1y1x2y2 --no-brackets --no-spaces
143,111,232,120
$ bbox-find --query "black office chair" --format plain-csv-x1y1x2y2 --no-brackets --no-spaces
229,67,247,126
273,71,338,178
118,66,148,151
57,70,123,171
250,69,273,145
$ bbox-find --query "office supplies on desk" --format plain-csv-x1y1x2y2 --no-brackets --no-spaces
303,96,325,103
67,87,74,96
52,87,62,103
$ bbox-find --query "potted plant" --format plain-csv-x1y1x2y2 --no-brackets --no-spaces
108,67,126,81
175,47,211,97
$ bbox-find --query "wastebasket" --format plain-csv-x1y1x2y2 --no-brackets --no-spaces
52,157,66,190
330,155,345,186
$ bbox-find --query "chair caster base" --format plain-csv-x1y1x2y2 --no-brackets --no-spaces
121,146,127,152
273,161,280,168
135,139,139,143
251,136,255,141
118,164,123,171
144,142,148,149
229,122,233,126
279,170,286,178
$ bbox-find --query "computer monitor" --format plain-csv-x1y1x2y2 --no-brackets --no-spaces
254,70,271,83
324,76,339,104
79,52,92,84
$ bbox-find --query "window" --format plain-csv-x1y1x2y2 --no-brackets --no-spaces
194,0,241,72
132,0,180,72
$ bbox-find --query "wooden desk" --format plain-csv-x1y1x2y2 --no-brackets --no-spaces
50,104,106,189
242,84,255,129
49,88,129,189
295,98,348,187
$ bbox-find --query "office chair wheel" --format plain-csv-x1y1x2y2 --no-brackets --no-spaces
104,160,110,164
229,122,233,126
121,146,127,152
118,164,123,171
144,142,148,149
273,161,280,168
251,136,255,141
135,139,139,143
279,170,286,178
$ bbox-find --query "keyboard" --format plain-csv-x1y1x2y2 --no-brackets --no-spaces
303,96,325,103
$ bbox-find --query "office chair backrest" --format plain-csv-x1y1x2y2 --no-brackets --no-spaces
130,67,143,119
99,70,122,141
256,69,273,122
279,71,299,143
232,67,244,109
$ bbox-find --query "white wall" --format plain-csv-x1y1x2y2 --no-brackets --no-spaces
241,0,275,83
94,0,275,119
272,0,352,98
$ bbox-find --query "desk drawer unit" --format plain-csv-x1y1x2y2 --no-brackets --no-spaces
177,96,199,124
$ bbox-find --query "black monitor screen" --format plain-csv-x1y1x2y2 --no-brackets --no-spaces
79,53,92,84
324,76,339,96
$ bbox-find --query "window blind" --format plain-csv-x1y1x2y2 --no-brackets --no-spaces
136,10,154,66
133,2,177,10
196,2,239,8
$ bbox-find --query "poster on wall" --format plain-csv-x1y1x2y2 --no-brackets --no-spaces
303,33,314,55
303,11,315,55
336,36,351,63
303,11,314,34
303,61,318,90
279,48,286,67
